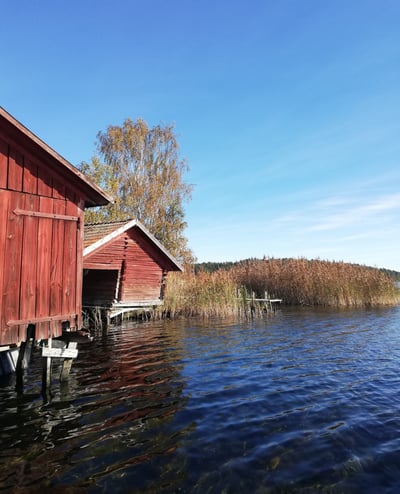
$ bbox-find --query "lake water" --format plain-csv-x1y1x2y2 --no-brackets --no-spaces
1,306,400,493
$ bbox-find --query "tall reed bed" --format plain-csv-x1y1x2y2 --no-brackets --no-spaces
162,258,400,316
232,258,400,307
162,268,241,317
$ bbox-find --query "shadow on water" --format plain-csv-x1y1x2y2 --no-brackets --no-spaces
1,307,400,492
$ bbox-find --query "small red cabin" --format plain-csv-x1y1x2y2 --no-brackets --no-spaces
0,107,112,347
82,219,182,314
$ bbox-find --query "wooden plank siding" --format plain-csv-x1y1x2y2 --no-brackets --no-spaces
2,191,25,344
36,196,53,338
0,110,110,346
62,196,79,327
74,200,85,330
19,194,39,331
0,137,8,189
0,191,9,340
23,155,38,195
83,221,182,308
50,199,66,319
7,146,23,192
120,232,164,302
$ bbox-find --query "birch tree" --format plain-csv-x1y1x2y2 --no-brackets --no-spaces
80,118,193,263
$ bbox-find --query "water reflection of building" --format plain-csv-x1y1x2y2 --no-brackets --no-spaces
0,321,192,491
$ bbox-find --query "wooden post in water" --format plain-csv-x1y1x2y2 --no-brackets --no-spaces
42,338,79,390
265,291,271,312
60,341,77,381
42,337,53,393
15,324,35,391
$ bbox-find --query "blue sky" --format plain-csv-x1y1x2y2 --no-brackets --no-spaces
2,1,400,270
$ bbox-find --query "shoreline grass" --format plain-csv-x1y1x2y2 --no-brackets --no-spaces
162,258,400,317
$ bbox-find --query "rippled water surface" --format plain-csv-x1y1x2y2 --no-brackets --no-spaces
2,307,400,493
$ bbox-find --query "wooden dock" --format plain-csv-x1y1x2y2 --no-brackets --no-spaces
238,289,282,317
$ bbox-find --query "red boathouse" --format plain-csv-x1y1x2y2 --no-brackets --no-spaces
0,107,112,348
83,219,182,319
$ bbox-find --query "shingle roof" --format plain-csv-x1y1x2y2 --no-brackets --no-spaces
84,220,131,249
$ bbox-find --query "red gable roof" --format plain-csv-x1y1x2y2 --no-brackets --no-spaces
84,219,183,271
0,107,113,207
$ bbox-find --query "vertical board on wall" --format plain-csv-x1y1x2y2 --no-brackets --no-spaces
120,234,163,302
37,162,53,197
52,177,66,200
75,200,85,330
23,157,38,195
2,191,24,344
36,196,53,337
7,146,23,192
50,199,66,317
19,194,39,336
62,197,78,325
0,190,9,344
0,137,8,189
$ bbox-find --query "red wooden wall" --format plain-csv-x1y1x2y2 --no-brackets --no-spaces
0,131,85,346
121,229,165,302
83,228,166,306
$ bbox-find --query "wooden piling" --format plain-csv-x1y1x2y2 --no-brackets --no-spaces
15,324,35,391
42,337,53,392
41,338,79,392
60,341,77,381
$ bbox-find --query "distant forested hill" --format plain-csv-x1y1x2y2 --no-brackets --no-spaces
380,268,400,280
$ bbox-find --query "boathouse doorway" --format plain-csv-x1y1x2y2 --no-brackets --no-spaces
82,269,120,307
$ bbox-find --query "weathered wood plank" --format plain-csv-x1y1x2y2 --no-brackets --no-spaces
65,190,80,324
13,208,78,221
75,200,85,330
84,262,122,270
37,161,53,197
7,313,77,326
19,194,39,332
2,191,24,344
52,177,66,200
0,137,8,189
0,190,9,344
22,156,38,194
62,200,78,321
60,341,78,381
36,196,53,338
42,346,78,359
50,199,66,318
121,234,163,301
7,146,23,192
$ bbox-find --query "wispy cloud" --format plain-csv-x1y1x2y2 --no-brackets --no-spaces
308,193,400,232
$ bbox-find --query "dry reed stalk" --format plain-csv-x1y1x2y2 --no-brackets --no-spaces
232,258,400,307
162,269,273,318
159,258,399,318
